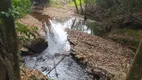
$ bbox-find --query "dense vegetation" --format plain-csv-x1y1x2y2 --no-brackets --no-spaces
12,0,39,43
84,0,142,26
79,0,141,50
15,22,39,42
12,0,32,19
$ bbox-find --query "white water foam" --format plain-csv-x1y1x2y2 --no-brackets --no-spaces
44,20,70,55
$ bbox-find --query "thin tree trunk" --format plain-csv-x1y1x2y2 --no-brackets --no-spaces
0,0,20,80
79,0,84,14
84,3,87,21
73,0,79,14
126,40,142,80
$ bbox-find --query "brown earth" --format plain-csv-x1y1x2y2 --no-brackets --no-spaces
20,64,48,80
18,5,75,37
68,30,134,80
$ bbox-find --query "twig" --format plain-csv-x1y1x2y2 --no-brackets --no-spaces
112,0,142,21
47,53,68,74
54,60,59,77
71,19,76,29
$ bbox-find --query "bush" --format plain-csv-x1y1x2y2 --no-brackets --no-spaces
12,0,33,19
15,22,39,42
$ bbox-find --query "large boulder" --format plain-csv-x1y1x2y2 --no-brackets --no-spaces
21,38,48,56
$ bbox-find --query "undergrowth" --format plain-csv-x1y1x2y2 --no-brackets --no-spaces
12,0,37,42
109,28,142,51
12,0,33,19
15,22,39,42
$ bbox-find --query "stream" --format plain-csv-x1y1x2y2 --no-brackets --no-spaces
23,18,96,80
62,17,106,36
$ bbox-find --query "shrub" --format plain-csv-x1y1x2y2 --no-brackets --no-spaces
12,0,33,19
15,22,39,42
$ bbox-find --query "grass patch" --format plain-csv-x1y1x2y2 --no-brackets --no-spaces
111,28,142,39
67,0,85,7
49,0,62,7
111,38,140,51
109,28,142,51
49,0,85,8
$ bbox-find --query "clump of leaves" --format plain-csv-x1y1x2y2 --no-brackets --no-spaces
15,22,39,42
12,0,33,19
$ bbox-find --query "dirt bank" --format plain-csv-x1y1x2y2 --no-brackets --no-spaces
68,30,134,80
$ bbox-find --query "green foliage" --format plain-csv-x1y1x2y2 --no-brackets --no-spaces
85,0,96,4
87,22,105,35
68,0,85,7
49,0,62,7
0,0,33,19
12,0,33,19
15,22,39,42
112,28,142,39
85,0,142,17
110,28,142,51
0,9,15,18
120,0,142,13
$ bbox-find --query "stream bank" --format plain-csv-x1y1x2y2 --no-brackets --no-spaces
68,29,134,80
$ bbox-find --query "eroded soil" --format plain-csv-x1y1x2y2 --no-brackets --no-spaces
68,30,134,80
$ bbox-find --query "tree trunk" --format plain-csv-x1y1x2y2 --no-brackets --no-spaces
73,0,79,14
126,40,142,80
84,3,87,21
79,0,84,14
0,0,20,80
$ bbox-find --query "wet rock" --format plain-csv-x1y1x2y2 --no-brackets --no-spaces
20,47,32,56
21,38,48,56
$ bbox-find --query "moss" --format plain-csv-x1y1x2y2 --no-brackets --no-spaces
111,38,139,51
111,28,142,39
126,40,142,80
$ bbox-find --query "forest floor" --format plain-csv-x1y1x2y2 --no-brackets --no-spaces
18,3,135,80
68,30,134,80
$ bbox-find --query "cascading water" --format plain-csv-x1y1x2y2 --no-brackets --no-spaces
45,20,70,55
23,19,92,80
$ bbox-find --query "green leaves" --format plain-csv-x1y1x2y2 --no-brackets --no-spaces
12,0,33,19
0,0,32,19
15,22,39,42
0,9,13,17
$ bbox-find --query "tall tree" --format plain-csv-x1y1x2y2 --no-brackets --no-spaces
0,0,20,80
79,0,83,14
73,0,79,14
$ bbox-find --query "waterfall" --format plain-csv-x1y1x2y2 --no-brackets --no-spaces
44,20,71,55
23,18,92,80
